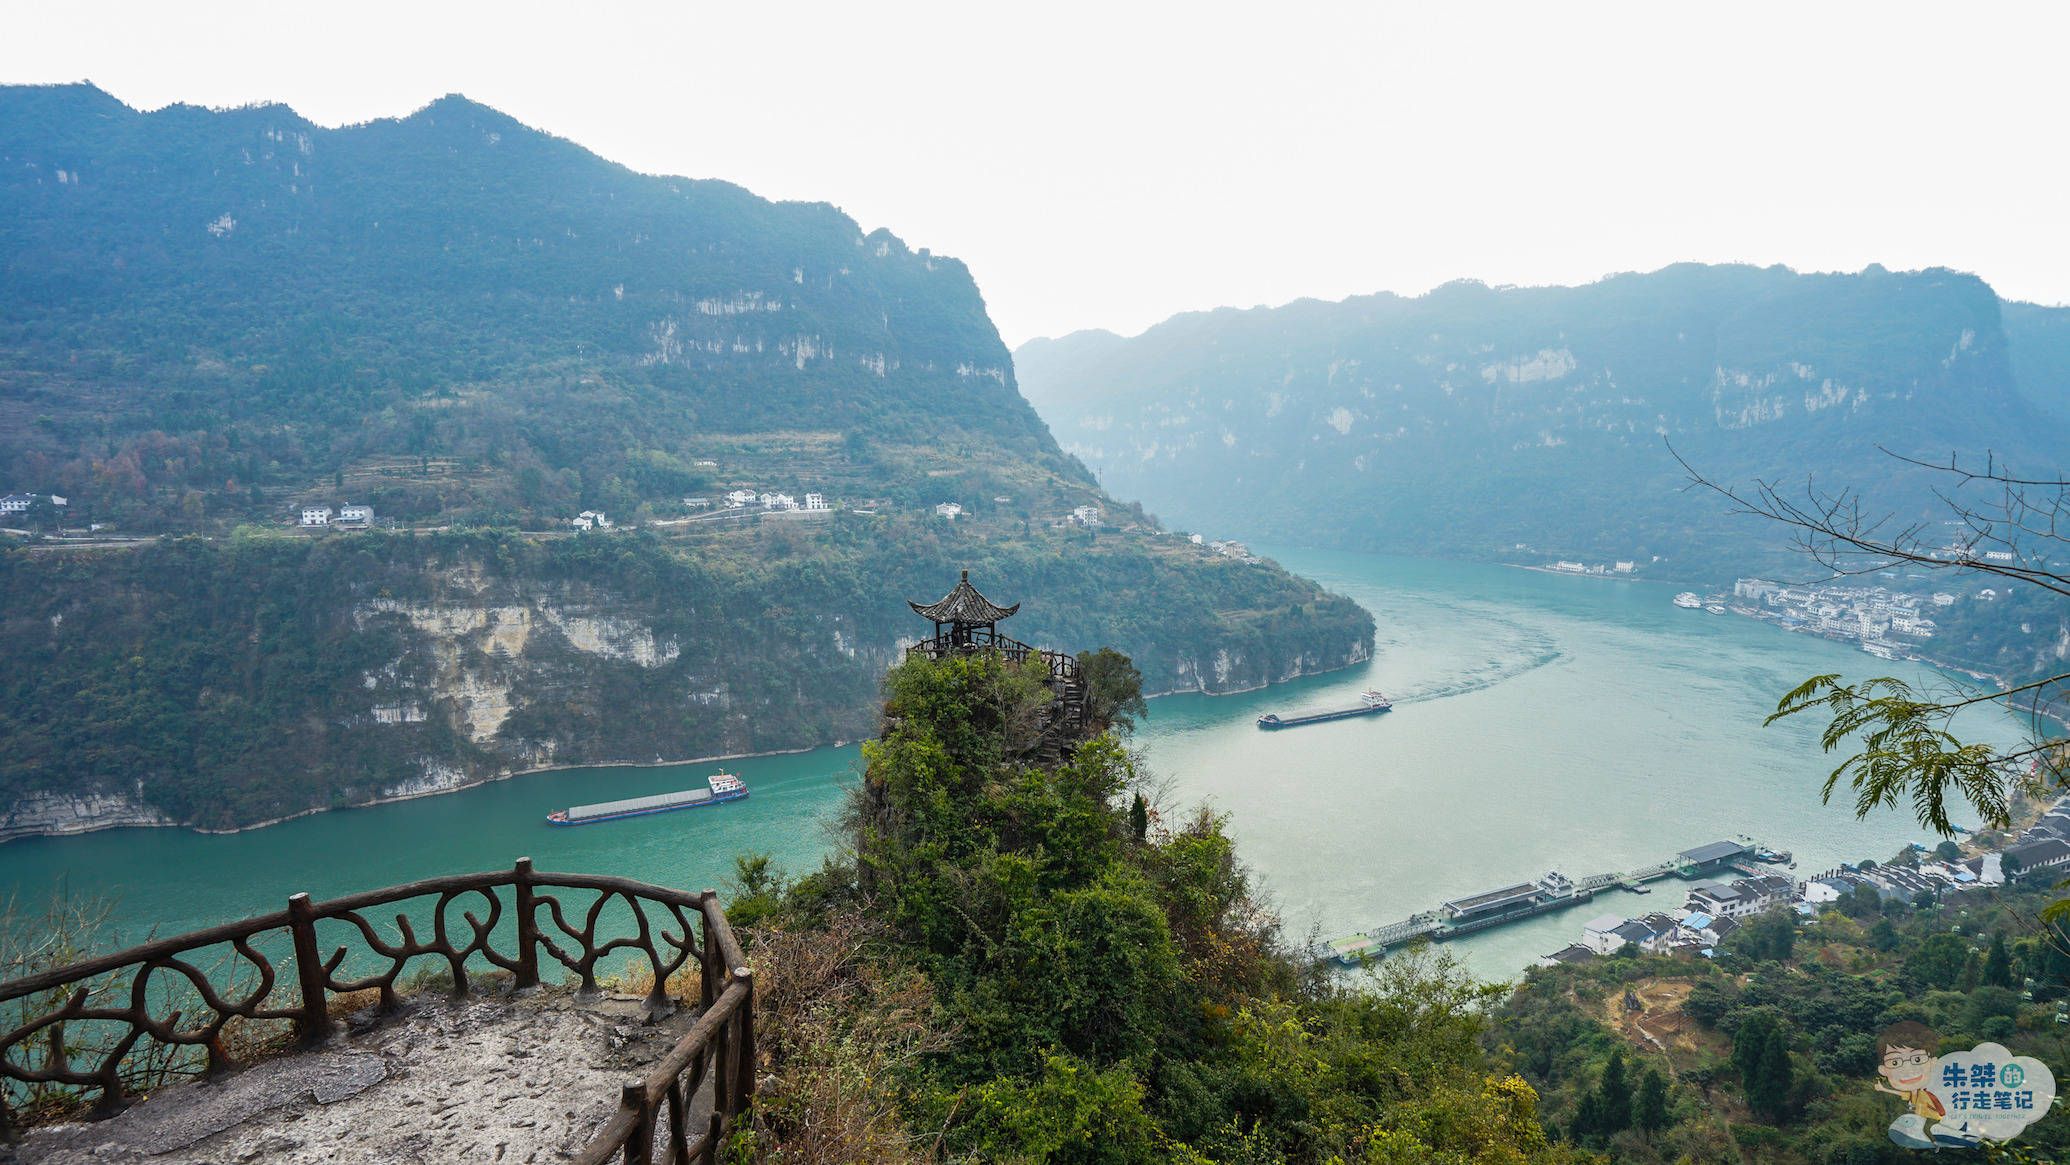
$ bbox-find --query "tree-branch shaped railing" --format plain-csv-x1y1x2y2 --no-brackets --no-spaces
0,858,754,1163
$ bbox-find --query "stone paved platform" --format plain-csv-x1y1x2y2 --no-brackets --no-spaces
10,988,700,1165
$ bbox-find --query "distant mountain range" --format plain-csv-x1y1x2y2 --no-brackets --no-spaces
1017,264,2070,579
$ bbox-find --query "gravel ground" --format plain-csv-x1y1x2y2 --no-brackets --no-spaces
8,987,701,1165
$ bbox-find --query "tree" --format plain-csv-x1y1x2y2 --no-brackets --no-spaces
1906,932,1972,990
1936,840,1964,863
1869,918,1901,951
1567,1089,1604,1145
1983,931,2016,988
1076,647,1147,735
1634,1068,1670,1140
1599,1048,1633,1133
1127,792,1149,843
1746,1021,1794,1122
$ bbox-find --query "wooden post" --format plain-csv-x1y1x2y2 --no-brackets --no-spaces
288,893,331,1042
514,857,539,990
621,1080,653,1165
733,967,755,1108
699,893,717,1013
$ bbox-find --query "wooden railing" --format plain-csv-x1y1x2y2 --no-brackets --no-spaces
0,859,753,1162
907,634,1087,729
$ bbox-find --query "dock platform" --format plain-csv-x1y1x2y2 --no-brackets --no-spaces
1320,838,1782,966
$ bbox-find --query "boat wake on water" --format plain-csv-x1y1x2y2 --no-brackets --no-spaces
1387,644,1564,705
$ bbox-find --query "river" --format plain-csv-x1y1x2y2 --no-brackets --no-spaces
0,550,2031,981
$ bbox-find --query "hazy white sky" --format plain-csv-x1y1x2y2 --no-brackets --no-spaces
5,2,2067,345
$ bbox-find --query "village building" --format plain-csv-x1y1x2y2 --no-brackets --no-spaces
337,504,373,524
724,489,758,508
934,502,963,520
802,493,831,512
299,506,332,527
1537,943,1597,968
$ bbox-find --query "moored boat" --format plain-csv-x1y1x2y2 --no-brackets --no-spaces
547,772,748,825
1673,592,1703,609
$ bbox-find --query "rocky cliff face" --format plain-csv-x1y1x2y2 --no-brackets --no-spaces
0,786,173,844
0,527,1374,836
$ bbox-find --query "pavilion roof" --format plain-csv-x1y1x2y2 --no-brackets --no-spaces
909,570,1020,623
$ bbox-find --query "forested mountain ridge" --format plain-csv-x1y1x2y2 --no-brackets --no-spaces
1017,265,2070,579
0,85,1374,834
0,82,1066,524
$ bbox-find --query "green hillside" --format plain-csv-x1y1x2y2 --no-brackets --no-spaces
0,85,1372,832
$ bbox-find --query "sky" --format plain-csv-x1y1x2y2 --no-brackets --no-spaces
4,1,2068,346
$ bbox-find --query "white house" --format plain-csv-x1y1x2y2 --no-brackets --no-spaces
575,510,612,530
1614,561,1635,573
760,493,797,511
802,493,831,512
1581,913,1630,955
2,493,63,514
1072,505,1102,527
1189,533,1204,545
299,506,333,527
724,489,758,508
337,504,374,524
934,502,963,520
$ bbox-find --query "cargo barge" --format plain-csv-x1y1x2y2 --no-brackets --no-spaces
547,772,748,826
1258,690,1391,730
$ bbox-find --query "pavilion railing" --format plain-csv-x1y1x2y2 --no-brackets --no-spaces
0,859,754,1163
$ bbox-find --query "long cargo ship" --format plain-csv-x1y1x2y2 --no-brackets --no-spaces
1257,690,1390,730
546,772,748,826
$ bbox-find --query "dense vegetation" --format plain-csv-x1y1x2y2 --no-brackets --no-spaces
1491,868,2070,1163
1015,264,2070,581
730,649,1584,1163
0,521,1370,830
0,83,1079,532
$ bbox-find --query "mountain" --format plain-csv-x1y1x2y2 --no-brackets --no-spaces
0,85,1372,834
1016,264,2070,579
0,83,1062,524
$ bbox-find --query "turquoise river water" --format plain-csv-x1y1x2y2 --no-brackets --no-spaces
0,550,2031,981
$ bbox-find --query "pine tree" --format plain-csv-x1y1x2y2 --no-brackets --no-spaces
1568,1089,1605,1145
1600,1047,1633,1132
1128,792,1149,843
1747,1023,1793,1122
1984,931,2015,988
1732,1011,1776,1083
1635,1068,1669,1139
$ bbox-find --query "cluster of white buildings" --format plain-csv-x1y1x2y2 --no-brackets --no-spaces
1733,578,1943,654
1547,559,1638,576
1549,873,1798,965
298,504,373,527
1541,798,2070,968
722,489,832,513
570,510,614,531
0,492,65,515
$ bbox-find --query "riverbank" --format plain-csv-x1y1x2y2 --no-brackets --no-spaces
0,741,857,846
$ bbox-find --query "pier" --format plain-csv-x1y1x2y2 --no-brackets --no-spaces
1322,838,1780,965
